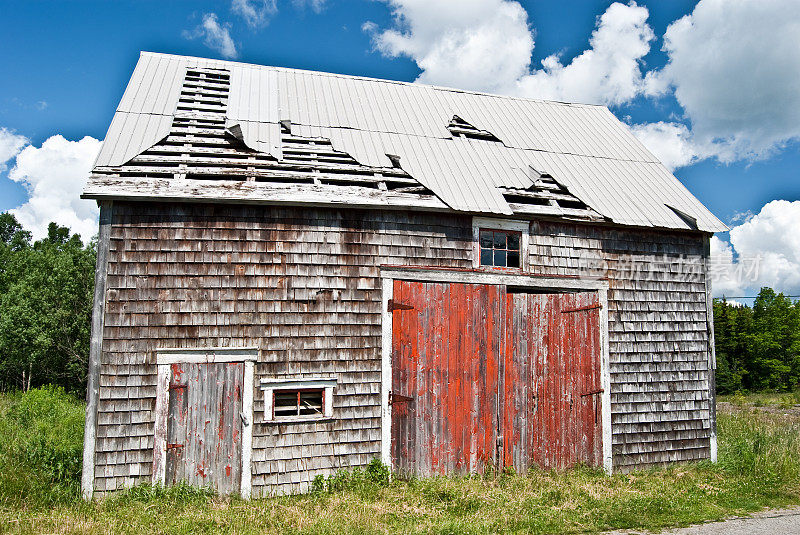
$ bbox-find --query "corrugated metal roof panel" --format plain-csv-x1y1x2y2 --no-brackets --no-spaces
94,111,173,167
90,52,727,232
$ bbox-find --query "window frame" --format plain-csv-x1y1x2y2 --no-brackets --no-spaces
272,388,325,419
260,378,337,423
471,217,529,272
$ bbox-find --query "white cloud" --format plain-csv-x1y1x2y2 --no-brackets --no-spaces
710,201,800,298
365,0,800,169
649,0,800,162
365,1,656,106
8,135,101,242
513,1,654,105
184,13,239,59
710,235,746,297
292,0,325,13
231,0,277,28
365,0,533,94
0,128,28,172
630,121,709,171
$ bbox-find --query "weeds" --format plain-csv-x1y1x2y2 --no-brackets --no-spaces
1,389,799,534
0,385,84,507
311,458,390,494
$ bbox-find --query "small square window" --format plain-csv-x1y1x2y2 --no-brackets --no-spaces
479,229,522,269
273,389,324,418
261,378,336,422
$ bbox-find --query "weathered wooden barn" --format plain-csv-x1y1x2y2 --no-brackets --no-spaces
80,52,726,499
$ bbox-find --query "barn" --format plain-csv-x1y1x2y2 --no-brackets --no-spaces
80,52,726,499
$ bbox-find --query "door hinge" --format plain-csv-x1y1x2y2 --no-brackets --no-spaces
388,299,414,312
580,388,604,397
169,383,187,391
389,392,414,405
561,303,602,313
166,443,184,450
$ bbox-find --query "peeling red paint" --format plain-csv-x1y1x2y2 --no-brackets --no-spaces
165,361,245,493
392,281,602,477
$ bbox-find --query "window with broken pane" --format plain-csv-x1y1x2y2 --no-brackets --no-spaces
479,229,521,268
273,389,324,418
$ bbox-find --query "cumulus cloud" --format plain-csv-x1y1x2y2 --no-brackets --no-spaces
513,1,654,105
710,201,800,298
365,0,534,94
8,135,101,242
184,13,239,59
710,235,747,297
648,0,800,163
0,128,28,172
231,0,277,28
629,121,712,171
365,1,655,105
366,0,800,169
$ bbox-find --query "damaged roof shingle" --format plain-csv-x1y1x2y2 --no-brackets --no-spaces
85,51,726,232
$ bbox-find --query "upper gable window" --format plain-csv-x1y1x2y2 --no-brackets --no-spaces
472,217,529,271
480,229,521,268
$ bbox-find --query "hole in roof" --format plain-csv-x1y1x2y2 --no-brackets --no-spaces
447,115,501,142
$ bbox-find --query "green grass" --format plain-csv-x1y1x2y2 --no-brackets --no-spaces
0,385,85,508
1,389,800,534
719,390,800,409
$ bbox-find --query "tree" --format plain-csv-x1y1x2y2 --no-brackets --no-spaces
0,215,96,393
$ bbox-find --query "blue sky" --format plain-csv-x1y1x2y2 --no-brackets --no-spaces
1,0,798,299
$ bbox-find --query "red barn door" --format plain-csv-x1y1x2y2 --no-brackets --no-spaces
503,291,603,471
390,280,504,476
391,280,602,477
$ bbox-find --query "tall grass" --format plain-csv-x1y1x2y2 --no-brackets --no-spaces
0,385,85,507
718,409,800,487
0,389,799,534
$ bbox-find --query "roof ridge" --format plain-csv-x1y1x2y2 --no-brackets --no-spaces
139,51,607,109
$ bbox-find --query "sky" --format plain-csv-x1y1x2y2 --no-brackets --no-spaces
1,0,799,301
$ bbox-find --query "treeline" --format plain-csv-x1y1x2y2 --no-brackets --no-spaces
0,213,95,394
714,288,800,394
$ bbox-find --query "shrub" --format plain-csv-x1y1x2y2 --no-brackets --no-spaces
311,458,390,494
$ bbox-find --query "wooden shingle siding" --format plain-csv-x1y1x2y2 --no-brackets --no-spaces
529,220,711,470
93,203,711,495
95,202,472,495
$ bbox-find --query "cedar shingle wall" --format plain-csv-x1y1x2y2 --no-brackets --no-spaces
93,202,711,494
529,220,711,469
95,202,472,495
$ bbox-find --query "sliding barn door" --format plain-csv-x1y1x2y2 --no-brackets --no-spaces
503,291,603,470
165,362,245,493
390,280,603,477
391,280,504,477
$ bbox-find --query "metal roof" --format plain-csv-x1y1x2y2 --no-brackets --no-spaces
87,51,726,232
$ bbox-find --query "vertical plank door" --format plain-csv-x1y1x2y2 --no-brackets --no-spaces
391,280,504,477
503,291,603,471
165,361,245,494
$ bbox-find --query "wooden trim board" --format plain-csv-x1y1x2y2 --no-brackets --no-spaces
156,347,258,364
704,236,718,463
380,276,394,468
81,201,113,500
